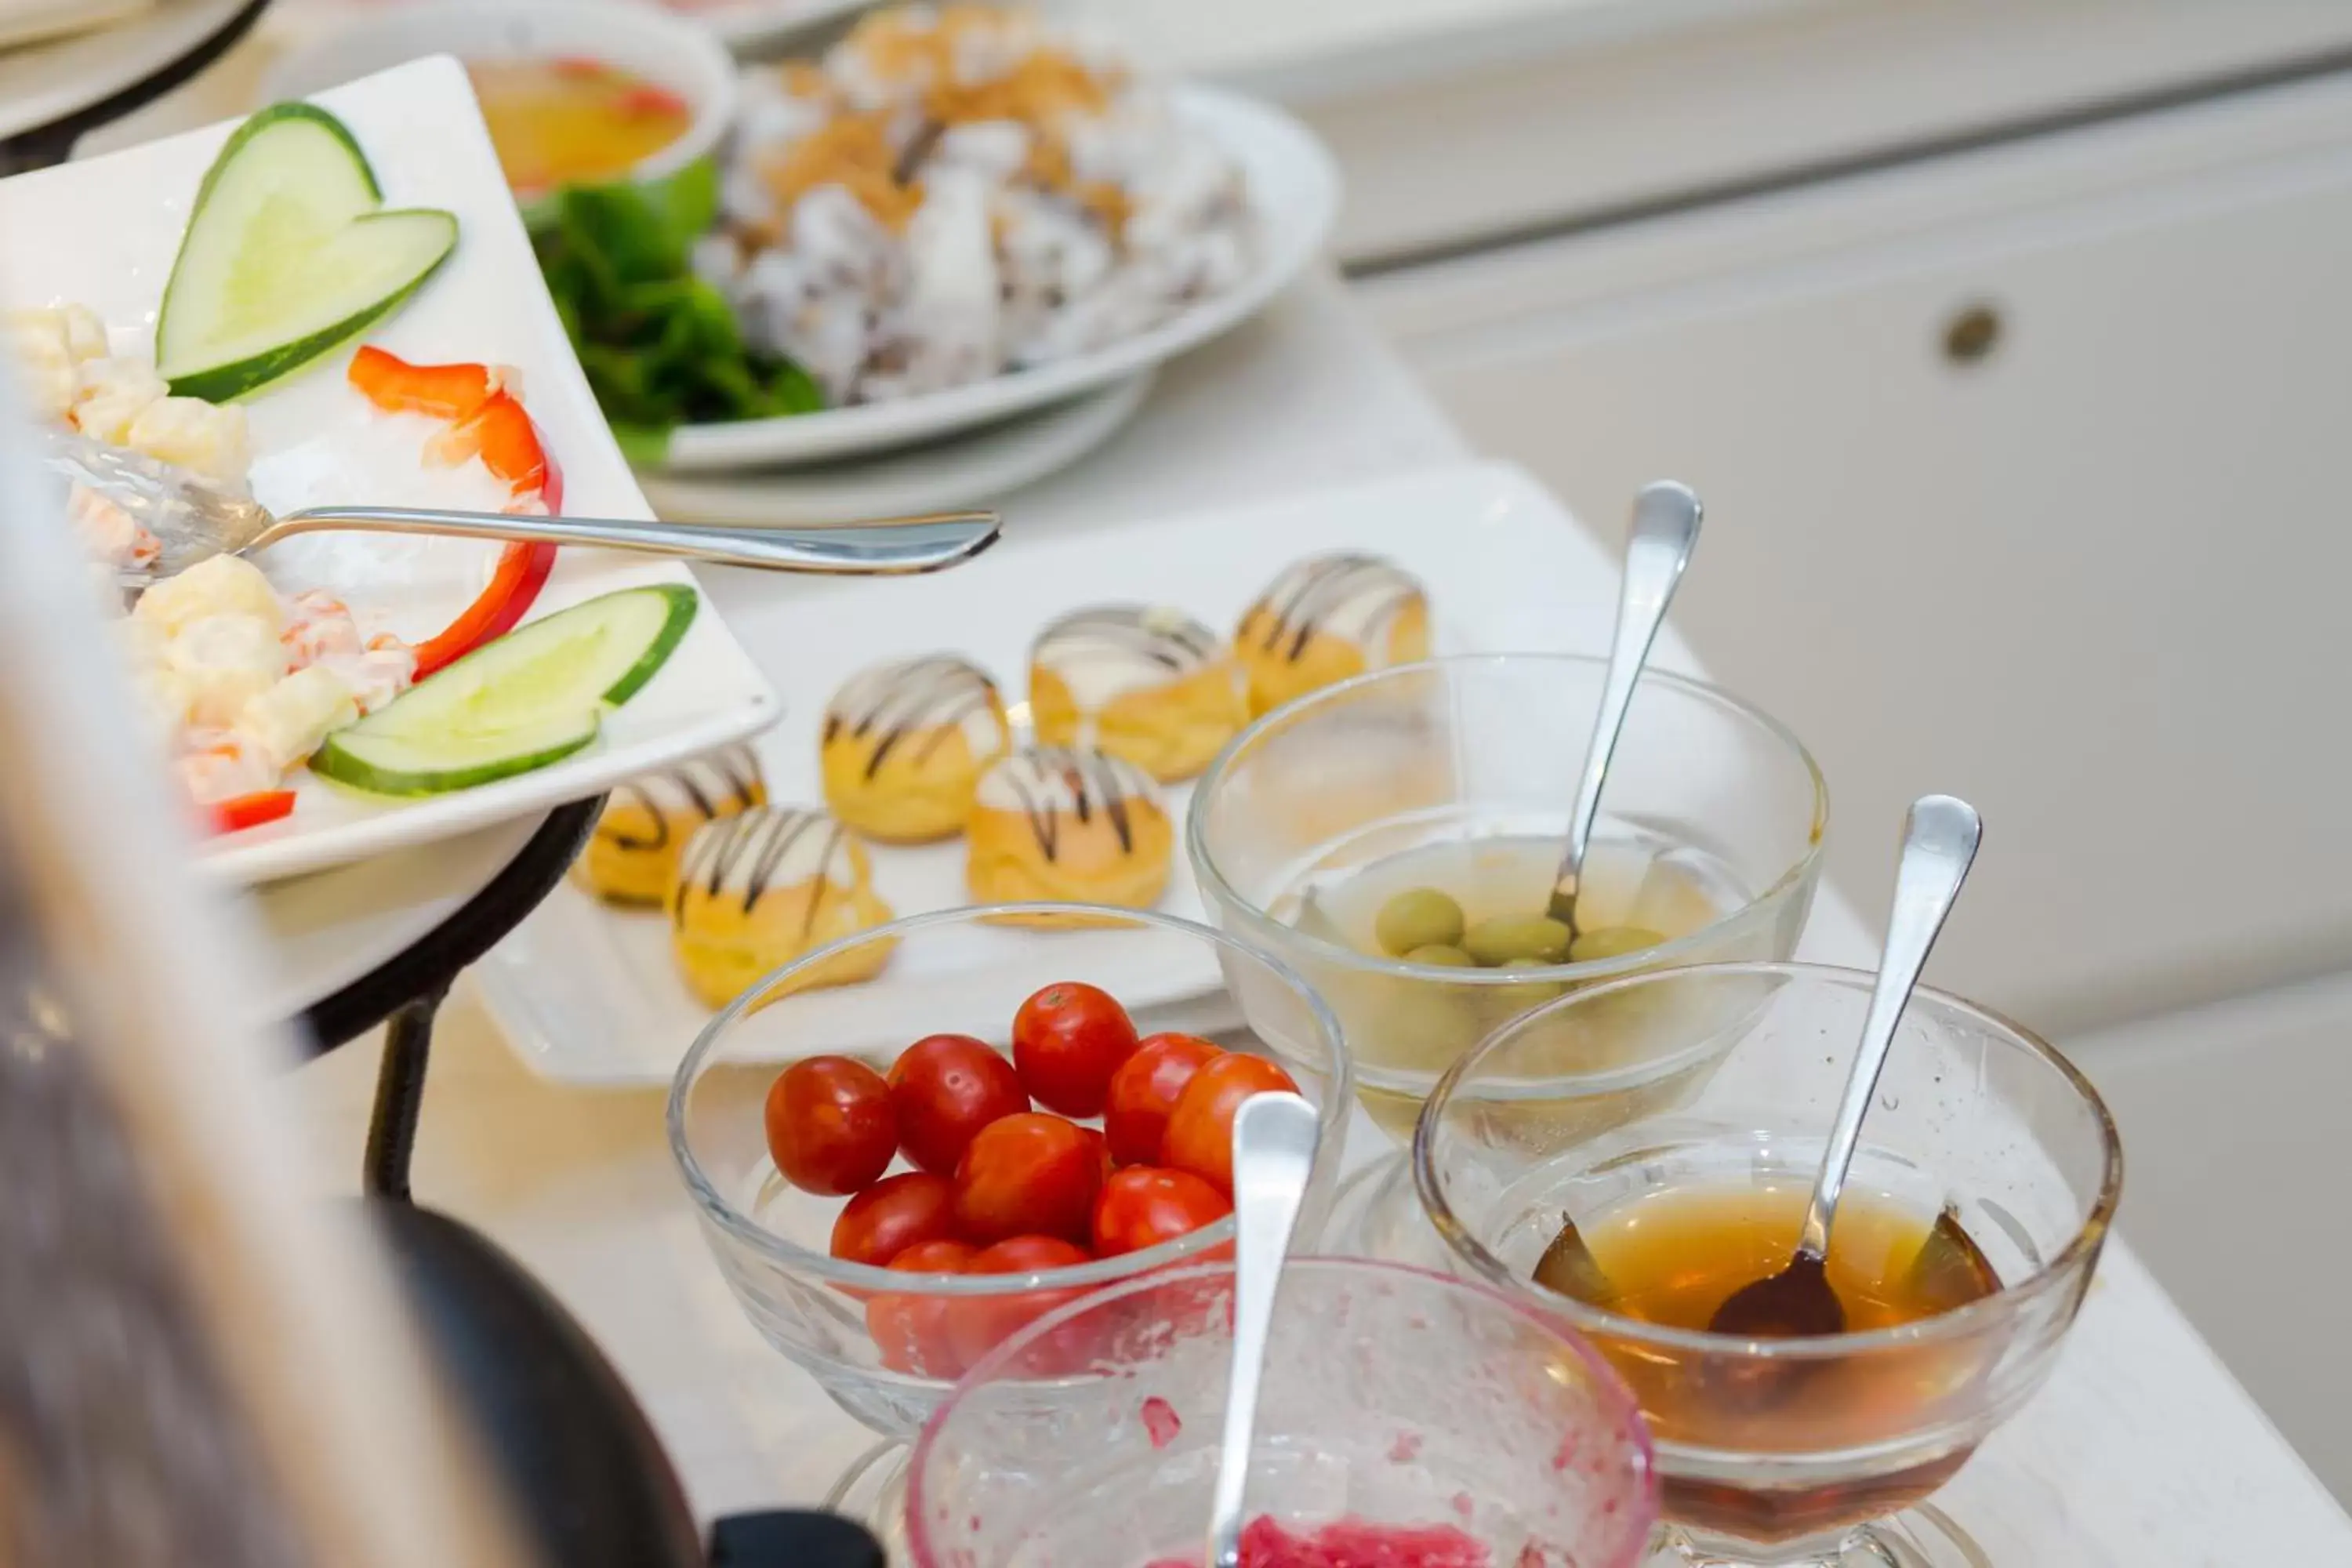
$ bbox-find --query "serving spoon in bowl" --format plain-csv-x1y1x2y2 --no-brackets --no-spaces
1207,1091,1320,1568
42,427,1000,581
1708,793,1983,1339
1546,481,1703,937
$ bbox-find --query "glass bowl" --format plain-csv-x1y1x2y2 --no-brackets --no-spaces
906,1258,1660,1568
667,903,1353,1439
1415,962,2123,1567
1188,654,1827,1150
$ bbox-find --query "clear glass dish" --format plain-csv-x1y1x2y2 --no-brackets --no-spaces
906,1257,1660,1568
1415,961,2123,1567
1188,654,1828,1146
666,902,1353,1439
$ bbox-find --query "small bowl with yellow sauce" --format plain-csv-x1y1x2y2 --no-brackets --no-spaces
266,0,737,217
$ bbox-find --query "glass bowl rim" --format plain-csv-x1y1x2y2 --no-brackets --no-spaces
1184,653,1831,988
1413,958,2125,1361
902,1254,1663,1568
665,901,1355,1297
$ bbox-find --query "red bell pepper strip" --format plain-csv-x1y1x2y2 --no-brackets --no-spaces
210,789,296,834
347,346,564,680
410,540,559,681
349,344,503,421
450,391,551,497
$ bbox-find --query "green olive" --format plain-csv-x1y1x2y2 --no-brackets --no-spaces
1403,943,1476,968
1567,925,1671,964
1374,887,1467,956
1461,913,1573,967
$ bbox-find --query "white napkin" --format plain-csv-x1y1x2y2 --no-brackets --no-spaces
0,0,158,54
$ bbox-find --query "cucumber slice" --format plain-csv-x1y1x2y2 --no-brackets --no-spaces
310,586,698,797
313,706,601,797
157,103,458,401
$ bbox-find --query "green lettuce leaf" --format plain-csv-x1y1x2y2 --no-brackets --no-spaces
532,161,822,462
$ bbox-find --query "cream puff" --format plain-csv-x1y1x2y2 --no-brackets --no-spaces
574,745,768,906
967,744,1172,913
669,805,896,1008
821,655,1011,842
1028,604,1244,782
1234,554,1431,717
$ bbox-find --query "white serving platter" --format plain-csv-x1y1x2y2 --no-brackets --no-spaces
0,56,781,886
472,459,1706,1085
656,86,1338,473
638,373,1151,525
656,0,880,53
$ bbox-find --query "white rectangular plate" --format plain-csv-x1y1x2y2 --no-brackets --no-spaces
474,460,1704,1085
0,58,780,884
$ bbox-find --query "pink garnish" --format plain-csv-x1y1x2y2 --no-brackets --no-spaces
1387,1432,1422,1464
1145,1517,1490,1568
1140,1396,1181,1450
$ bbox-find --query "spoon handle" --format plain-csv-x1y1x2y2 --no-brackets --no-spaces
262,506,1000,575
1207,1091,1319,1568
1552,482,1702,920
1798,794,1983,1261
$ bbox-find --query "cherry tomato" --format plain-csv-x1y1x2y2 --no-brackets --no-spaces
1162,1054,1302,1193
952,1112,1105,1245
1104,1033,1222,1166
949,1234,1094,1373
1011,982,1141,1117
887,1033,1029,1176
764,1056,896,1196
829,1171,956,1268
1091,1166,1232,1258
865,1239,978,1378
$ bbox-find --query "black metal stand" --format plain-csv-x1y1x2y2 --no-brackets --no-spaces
293,797,603,1203
0,0,274,174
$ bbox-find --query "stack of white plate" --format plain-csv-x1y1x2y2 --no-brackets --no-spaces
1,0,256,146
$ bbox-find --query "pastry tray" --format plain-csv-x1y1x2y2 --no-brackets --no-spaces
472,460,1702,1085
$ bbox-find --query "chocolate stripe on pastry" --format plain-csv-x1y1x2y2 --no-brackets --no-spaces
674,806,858,938
1033,605,1221,709
823,655,1003,778
1244,554,1421,664
977,745,1159,861
598,745,765,851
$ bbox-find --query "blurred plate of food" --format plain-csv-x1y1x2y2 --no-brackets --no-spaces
568,5,1337,473
637,370,1149,524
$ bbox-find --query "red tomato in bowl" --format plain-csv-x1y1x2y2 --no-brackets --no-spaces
1011,982,1140,1117
949,1234,1094,1373
953,1112,1105,1244
866,1239,978,1378
1091,1166,1232,1258
887,1033,1029,1176
1104,1033,1222,1167
1162,1054,1302,1193
829,1171,957,1268
764,1056,896,1196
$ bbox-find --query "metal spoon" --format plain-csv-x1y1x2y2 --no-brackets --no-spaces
1708,794,1983,1339
1207,1091,1319,1568
1545,481,1704,935
42,427,998,579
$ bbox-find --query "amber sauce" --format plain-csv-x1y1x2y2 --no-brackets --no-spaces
466,58,692,196
1537,1181,2002,1544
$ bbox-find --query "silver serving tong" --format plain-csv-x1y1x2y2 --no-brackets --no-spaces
41,427,999,584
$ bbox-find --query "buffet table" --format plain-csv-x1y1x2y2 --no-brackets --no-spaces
285,273,2352,1562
